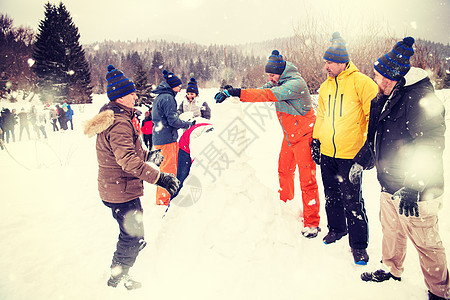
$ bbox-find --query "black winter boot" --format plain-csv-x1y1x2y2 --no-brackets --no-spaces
323,230,347,244
107,265,142,290
351,248,369,265
428,290,449,300
107,274,142,290
361,269,401,282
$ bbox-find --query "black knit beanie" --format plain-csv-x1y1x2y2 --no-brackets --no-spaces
323,32,349,63
163,70,182,88
265,50,286,75
106,64,136,101
186,77,199,94
374,37,415,81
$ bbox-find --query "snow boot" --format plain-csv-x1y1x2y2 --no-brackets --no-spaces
323,230,347,244
428,290,449,300
107,265,142,290
361,269,401,282
301,227,321,238
351,248,369,265
107,274,142,290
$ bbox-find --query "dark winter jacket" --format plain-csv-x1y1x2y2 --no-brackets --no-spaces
151,81,192,146
83,101,160,203
1,109,14,130
354,68,446,200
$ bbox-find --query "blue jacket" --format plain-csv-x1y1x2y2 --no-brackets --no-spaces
66,105,74,119
151,81,191,146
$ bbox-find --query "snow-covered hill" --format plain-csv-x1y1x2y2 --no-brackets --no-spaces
0,88,449,300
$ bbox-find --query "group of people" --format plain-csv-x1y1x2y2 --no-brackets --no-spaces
84,34,448,300
84,64,212,290
214,34,448,300
0,101,75,148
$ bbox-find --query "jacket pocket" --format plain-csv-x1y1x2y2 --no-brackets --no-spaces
124,178,143,195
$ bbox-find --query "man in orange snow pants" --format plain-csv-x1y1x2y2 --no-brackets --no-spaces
214,50,321,238
151,70,195,205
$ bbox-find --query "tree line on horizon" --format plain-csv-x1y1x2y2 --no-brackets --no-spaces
1,3,450,105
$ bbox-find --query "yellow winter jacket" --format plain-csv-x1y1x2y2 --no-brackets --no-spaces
312,61,378,159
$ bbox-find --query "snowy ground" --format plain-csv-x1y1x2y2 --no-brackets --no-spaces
0,88,449,300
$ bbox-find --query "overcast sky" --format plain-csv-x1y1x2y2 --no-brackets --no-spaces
1,0,449,45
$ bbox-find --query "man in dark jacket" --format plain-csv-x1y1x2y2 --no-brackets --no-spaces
84,65,180,290
152,70,194,205
352,37,449,300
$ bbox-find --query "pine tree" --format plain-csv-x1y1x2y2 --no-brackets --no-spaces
132,53,153,105
149,51,164,86
32,2,92,104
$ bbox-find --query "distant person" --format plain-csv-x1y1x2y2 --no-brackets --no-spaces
214,50,321,239
177,77,211,120
84,64,180,290
311,32,378,265
18,108,31,140
57,104,67,130
1,108,15,143
29,106,41,139
355,37,449,300
0,110,4,146
141,108,153,150
36,108,48,139
49,106,59,131
66,104,74,130
152,70,195,206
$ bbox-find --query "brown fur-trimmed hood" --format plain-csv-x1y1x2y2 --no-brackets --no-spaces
83,109,114,138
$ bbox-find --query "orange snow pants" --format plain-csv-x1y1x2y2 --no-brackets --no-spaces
154,142,178,205
278,133,320,228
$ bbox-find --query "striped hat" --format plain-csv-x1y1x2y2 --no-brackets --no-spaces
163,70,182,88
374,37,415,81
323,32,349,63
186,77,199,94
265,50,286,75
106,64,136,101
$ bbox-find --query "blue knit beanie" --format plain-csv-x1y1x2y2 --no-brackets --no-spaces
265,50,286,75
186,77,199,94
106,64,136,101
374,37,415,81
323,32,349,63
163,70,182,88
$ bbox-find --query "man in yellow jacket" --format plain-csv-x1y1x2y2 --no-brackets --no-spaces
311,32,378,265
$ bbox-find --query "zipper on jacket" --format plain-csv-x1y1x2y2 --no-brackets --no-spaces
340,94,343,117
332,78,338,157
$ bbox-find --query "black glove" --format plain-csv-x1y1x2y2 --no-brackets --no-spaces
392,187,419,217
214,90,230,103
226,88,241,97
349,163,364,184
189,120,196,127
310,139,321,165
147,149,164,167
156,172,180,196
214,86,241,103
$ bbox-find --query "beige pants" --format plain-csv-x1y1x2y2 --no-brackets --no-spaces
380,192,450,298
